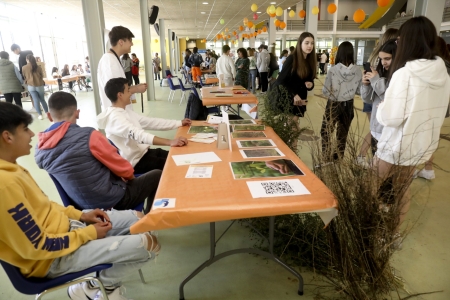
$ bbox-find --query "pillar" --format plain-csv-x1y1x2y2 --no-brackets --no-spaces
238,33,243,48
81,0,105,115
250,35,256,48
139,0,155,101
332,0,338,48
159,19,167,78
175,35,180,72
414,0,446,32
305,0,318,39
168,29,174,74
269,17,276,46
281,34,286,50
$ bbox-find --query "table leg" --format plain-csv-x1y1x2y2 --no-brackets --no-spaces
178,218,304,300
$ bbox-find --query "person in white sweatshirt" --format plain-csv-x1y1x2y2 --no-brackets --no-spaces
321,41,362,161
97,78,191,173
215,45,236,87
373,16,450,236
256,45,270,93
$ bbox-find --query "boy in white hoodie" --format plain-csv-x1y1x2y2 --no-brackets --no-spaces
97,78,191,173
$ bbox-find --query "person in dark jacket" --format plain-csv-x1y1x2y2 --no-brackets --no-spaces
34,91,161,214
11,44,33,78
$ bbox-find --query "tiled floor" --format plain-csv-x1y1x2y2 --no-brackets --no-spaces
1,75,449,300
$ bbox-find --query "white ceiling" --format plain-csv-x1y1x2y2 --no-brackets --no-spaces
1,0,302,41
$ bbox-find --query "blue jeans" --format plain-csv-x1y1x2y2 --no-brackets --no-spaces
28,85,48,116
248,69,257,94
46,209,153,288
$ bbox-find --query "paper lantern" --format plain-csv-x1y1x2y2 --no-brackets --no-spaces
220,19,225,25
251,3,258,12
312,6,319,15
262,26,267,32
327,3,337,14
186,37,189,41
269,12,276,18
279,21,286,29
274,19,281,27
268,5,276,14
247,21,254,28
353,9,365,23
243,17,248,24
377,0,390,7
289,10,295,18
299,10,306,18
239,25,244,31
253,13,258,20
275,7,283,17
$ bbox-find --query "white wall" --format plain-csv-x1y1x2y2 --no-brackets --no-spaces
319,0,379,21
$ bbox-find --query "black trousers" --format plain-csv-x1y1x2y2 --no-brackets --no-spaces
134,148,169,174
4,93,22,107
259,72,268,92
319,63,325,74
125,71,132,86
132,74,140,85
320,100,354,161
114,169,162,214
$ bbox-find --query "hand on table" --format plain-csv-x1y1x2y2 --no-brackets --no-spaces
170,137,188,147
181,118,192,126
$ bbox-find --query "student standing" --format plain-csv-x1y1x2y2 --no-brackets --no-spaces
22,54,49,120
0,51,23,107
234,48,250,89
256,45,270,93
321,42,362,161
121,53,132,86
188,47,203,82
152,53,161,81
216,45,236,87
248,49,257,94
131,53,140,85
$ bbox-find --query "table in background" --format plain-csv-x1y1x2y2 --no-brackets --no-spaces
44,75,80,94
130,121,337,299
201,86,258,115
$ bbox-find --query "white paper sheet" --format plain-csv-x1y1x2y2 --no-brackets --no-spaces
246,179,311,198
153,198,176,209
188,138,216,144
239,148,285,159
185,165,213,178
192,133,217,139
236,139,276,148
207,115,223,124
172,151,222,166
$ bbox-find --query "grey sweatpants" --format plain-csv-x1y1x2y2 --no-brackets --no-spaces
46,209,153,287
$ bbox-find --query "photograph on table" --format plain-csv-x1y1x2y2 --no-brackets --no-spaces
236,139,276,148
187,126,219,134
230,159,304,179
233,124,265,131
232,131,267,138
239,148,285,159
229,119,256,125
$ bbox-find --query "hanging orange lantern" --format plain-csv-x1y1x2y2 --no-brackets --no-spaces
262,26,267,32
377,0,390,7
327,3,337,14
279,21,286,29
299,10,306,18
353,9,365,23
239,25,244,31
269,12,276,18
274,19,281,27
247,21,254,28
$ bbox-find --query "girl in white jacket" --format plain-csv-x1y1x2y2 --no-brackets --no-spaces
373,17,450,236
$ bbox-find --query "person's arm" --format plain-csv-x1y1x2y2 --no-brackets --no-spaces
230,57,236,79
89,131,134,180
135,110,183,131
360,83,374,104
106,110,157,145
0,184,97,260
322,69,334,99
21,66,28,85
370,74,387,98
377,70,409,127
14,65,24,84
256,54,261,70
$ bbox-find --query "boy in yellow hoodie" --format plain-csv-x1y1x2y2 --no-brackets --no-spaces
0,102,160,300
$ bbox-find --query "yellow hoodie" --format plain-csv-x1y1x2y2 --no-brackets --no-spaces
0,159,97,278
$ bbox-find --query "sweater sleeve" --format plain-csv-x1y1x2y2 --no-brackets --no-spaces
377,70,408,127
370,75,387,98
0,184,97,260
89,130,134,179
360,84,374,104
322,70,334,99
135,110,182,131
50,202,83,220
105,109,156,145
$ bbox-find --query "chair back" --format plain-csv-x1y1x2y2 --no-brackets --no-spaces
191,86,200,99
177,77,188,91
167,77,176,90
165,70,172,77
49,174,82,210
0,259,112,296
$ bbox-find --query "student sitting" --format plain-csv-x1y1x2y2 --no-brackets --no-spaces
97,78,191,173
35,91,161,213
0,102,160,300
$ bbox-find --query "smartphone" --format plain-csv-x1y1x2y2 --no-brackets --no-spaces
363,62,372,73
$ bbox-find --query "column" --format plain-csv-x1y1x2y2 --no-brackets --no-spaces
81,0,105,115
159,19,167,78
139,0,155,101
281,34,286,50
168,29,174,74
175,35,180,72
269,16,276,46
305,0,318,39
283,9,288,33
332,0,338,48
238,32,243,48
414,0,446,32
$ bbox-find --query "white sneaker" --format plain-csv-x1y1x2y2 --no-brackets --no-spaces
27,107,37,113
356,155,370,169
414,169,435,180
38,115,43,120
67,282,99,300
94,286,130,300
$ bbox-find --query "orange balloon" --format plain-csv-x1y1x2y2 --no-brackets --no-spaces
274,19,281,27
353,9,365,23
327,3,337,14
262,26,267,32
228,34,231,39
243,17,248,23
216,34,221,39
247,21,254,28
299,10,306,18
233,31,237,36
377,0,390,7
279,21,286,29
239,25,244,31
269,12,276,18
258,29,262,34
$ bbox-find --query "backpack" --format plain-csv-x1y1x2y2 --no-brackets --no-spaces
192,53,203,67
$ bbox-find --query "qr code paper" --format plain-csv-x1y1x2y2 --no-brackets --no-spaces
261,182,295,194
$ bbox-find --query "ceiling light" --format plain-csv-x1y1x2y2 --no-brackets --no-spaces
202,2,209,4
270,2,276,4
257,12,261,14
201,12,206,14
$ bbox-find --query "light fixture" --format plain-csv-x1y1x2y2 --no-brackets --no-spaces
288,7,291,9
202,2,208,4
257,11,261,14
201,12,206,14
270,2,276,4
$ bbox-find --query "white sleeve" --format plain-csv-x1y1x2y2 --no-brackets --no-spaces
107,110,156,145
98,55,127,111
136,112,182,131
377,70,408,127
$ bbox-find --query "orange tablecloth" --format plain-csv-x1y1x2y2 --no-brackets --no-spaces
200,86,258,106
130,122,337,234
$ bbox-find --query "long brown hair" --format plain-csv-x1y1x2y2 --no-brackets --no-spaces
26,54,38,73
292,32,317,79
389,16,437,81
368,28,398,66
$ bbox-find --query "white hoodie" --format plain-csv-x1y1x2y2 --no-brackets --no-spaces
97,107,182,167
376,57,450,166
322,63,362,101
